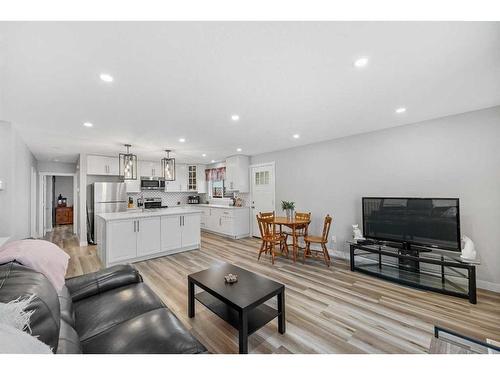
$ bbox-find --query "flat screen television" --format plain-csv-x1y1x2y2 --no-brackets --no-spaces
362,197,461,251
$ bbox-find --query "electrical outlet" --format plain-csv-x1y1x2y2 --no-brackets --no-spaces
331,235,337,243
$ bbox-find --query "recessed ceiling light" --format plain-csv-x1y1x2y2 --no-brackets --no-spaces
179,138,186,143
354,57,369,68
231,114,240,121
211,160,215,163
293,134,300,139
83,122,93,128
54,159,59,162
236,148,242,152
395,107,407,114
99,73,114,82
202,153,207,157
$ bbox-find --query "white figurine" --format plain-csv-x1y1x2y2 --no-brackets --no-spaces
352,224,365,241
461,235,477,261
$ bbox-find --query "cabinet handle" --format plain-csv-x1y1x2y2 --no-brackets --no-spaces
137,220,139,232
219,217,221,226
134,220,136,232
180,216,182,227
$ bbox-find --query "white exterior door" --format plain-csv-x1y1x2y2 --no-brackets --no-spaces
108,220,137,263
250,163,275,237
136,217,161,256
161,215,182,251
182,214,201,248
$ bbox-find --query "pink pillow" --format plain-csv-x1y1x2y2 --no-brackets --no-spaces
0,240,70,292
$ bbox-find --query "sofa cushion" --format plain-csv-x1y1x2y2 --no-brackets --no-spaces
66,264,142,302
74,282,164,342
81,308,207,354
56,319,82,354
0,262,60,352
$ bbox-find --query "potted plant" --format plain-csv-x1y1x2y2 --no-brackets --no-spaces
281,200,295,220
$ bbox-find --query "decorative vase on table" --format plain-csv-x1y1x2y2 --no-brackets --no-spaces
281,201,295,220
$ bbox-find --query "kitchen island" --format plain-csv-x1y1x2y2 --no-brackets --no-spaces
95,207,202,267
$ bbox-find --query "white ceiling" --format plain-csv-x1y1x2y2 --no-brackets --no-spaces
1,22,499,164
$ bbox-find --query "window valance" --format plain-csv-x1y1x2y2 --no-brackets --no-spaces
205,167,226,181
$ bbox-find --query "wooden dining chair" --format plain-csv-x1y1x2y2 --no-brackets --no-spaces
256,215,288,264
303,214,332,267
259,211,275,221
283,211,311,242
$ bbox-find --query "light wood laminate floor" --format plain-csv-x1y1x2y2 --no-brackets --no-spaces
46,225,500,354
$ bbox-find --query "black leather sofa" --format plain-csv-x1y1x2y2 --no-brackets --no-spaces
0,262,207,354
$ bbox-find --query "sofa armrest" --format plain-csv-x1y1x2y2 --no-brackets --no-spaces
65,264,143,302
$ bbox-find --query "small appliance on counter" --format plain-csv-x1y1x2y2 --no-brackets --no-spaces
188,195,200,204
143,197,163,209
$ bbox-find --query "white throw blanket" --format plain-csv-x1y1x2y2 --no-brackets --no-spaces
0,295,53,354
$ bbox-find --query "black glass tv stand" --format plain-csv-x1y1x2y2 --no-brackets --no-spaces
349,241,477,304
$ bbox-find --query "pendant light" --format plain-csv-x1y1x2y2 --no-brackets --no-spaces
119,144,138,180
161,149,176,181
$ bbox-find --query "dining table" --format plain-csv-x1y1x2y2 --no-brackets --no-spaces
273,216,311,262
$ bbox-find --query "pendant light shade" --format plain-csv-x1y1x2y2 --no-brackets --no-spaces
119,144,137,180
161,149,176,181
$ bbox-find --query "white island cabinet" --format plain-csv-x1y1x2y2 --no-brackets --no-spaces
96,207,201,267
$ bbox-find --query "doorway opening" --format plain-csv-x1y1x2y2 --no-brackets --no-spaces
38,173,77,237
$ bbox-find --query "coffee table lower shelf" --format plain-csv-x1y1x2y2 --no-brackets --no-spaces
195,291,279,335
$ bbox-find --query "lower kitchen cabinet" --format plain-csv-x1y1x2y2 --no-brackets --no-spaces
160,215,183,251
136,217,161,257
161,213,200,252
107,219,138,264
181,214,201,248
200,206,250,239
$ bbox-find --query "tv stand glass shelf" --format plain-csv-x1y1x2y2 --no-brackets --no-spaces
349,241,477,304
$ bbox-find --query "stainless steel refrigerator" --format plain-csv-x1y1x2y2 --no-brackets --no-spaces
88,182,127,243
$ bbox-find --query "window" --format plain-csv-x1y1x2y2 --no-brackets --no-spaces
210,180,234,199
255,170,270,185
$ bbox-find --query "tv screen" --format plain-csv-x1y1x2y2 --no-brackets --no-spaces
362,197,460,251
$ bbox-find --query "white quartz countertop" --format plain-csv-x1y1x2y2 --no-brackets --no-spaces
97,207,203,221
197,204,249,210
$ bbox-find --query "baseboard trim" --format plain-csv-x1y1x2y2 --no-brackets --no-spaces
79,240,88,247
477,280,500,293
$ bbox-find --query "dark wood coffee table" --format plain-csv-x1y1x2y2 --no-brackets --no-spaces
188,262,286,354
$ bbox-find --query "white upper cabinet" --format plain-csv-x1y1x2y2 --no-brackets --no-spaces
87,155,120,176
197,165,207,193
139,160,161,178
225,155,249,192
165,164,188,192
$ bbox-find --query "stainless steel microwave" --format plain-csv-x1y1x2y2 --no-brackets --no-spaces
140,176,165,190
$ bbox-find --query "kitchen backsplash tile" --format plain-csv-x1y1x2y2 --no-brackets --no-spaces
128,191,208,207
127,191,249,207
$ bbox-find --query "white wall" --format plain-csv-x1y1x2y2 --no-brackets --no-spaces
0,122,38,240
38,161,76,174
250,106,500,290
0,122,13,237
54,176,74,206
